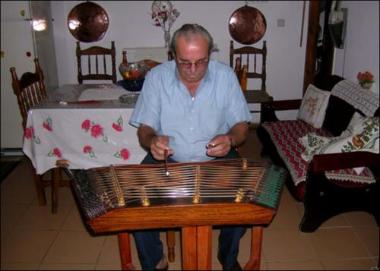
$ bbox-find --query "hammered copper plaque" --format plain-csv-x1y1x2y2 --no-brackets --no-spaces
67,2,109,43
228,5,267,45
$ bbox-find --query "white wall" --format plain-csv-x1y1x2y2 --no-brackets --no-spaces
333,1,379,94
51,1,308,102
1,1,35,149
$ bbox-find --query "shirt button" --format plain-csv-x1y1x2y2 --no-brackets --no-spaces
191,97,195,101
190,127,194,131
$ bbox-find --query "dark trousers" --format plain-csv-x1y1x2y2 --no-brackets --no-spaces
133,150,246,270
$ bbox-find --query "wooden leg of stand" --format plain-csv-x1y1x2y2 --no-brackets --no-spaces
51,168,60,214
182,226,212,270
167,230,176,262
33,173,46,206
196,226,212,270
244,226,263,270
118,232,135,270
182,227,197,270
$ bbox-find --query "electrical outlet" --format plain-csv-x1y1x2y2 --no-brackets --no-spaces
277,19,285,27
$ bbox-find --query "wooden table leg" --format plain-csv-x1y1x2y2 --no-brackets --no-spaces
244,226,263,270
118,232,135,270
166,230,176,262
182,226,212,270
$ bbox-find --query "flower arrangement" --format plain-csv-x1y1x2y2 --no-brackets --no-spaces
357,71,374,89
151,1,180,48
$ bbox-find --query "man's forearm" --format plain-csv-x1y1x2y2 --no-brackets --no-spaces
137,124,156,151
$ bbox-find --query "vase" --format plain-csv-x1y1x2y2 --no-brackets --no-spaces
164,30,171,49
360,82,373,89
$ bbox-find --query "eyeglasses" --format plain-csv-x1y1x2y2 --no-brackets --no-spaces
176,58,209,69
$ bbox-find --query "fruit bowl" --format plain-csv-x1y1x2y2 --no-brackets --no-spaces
118,78,145,92
119,61,149,81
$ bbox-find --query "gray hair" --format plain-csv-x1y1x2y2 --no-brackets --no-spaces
169,24,214,57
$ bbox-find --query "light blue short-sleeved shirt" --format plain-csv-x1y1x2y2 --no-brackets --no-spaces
129,60,252,162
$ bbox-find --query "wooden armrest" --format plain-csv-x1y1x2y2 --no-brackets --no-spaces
310,152,380,173
261,99,302,122
267,99,302,111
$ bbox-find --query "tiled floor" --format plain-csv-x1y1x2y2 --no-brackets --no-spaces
1,128,379,270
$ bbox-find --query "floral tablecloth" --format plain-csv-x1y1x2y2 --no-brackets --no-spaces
22,84,146,175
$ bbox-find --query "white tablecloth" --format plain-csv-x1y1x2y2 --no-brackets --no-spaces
23,84,146,174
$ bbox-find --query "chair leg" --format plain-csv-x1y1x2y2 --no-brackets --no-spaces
33,173,46,206
51,168,60,214
167,230,176,262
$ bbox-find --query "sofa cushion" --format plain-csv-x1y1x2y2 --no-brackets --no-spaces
297,84,330,128
262,120,376,186
300,114,379,161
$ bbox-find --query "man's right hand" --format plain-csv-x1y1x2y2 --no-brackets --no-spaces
137,124,173,160
150,135,173,160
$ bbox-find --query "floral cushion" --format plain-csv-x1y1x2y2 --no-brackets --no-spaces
297,84,331,128
299,114,380,173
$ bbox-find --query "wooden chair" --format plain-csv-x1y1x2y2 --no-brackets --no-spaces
76,41,117,84
229,40,267,92
10,58,68,213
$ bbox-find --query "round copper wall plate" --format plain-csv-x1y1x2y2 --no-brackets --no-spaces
67,2,109,43
228,5,267,45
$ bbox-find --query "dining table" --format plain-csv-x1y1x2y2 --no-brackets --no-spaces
22,83,145,175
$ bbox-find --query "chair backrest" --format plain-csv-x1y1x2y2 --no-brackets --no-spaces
76,41,117,84
229,40,267,91
10,58,47,129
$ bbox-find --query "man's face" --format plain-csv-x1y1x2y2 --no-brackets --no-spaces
175,34,209,84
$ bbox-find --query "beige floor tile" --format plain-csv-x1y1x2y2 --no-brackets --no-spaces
353,227,379,257
16,203,71,230
61,205,88,232
321,258,378,270
1,228,58,264
1,202,30,234
317,213,350,229
96,235,123,269
308,228,370,260
31,184,76,208
268,189,303,231
39,263,96,270
1,162,37,205
262,229,318,262
344,211,378,228
0,262,40,270
43,230,105,264
266,260,324,270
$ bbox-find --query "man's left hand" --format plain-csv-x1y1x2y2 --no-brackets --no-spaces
206,134,233,157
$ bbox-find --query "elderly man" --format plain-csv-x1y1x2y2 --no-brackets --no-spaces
130,23,251,270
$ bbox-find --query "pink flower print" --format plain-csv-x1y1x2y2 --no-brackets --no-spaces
91,124,103,138
24,126,41,144
43,117,53,131
114,148,130,160
120,148,130,160
24,127,34,139
83,145,92,153
112,116,123,132
48,147,62,158
53,148,62,158
112,123,122,132
83,145,96,158
81,119,91,132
